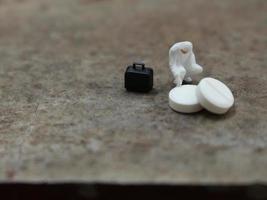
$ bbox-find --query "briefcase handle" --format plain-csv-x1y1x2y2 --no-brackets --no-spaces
133,62,145,70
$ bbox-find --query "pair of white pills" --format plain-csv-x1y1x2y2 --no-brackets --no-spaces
169,77,234,114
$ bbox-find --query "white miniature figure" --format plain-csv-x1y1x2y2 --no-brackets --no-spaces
169,41,203,86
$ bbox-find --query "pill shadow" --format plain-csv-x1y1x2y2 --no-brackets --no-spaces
169,106,236,120
200,106,236,120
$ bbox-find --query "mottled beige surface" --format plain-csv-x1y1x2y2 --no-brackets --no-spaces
0,0,267,183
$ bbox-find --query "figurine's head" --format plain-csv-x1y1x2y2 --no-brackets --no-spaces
177,41,193,56
169,41,194,67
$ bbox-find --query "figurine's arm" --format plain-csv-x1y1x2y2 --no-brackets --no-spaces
169,44,181,67
190,53,203,74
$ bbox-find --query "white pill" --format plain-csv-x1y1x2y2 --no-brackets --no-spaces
196,77,234,114
169,85,203,113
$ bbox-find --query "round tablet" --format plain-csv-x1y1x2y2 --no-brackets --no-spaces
196,77,234,114
169,85,203,113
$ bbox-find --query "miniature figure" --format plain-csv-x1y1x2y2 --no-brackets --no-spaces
169,41,203,86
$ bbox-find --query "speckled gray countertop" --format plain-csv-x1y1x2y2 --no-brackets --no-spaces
0,0,267,184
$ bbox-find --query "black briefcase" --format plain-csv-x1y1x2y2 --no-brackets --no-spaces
125,62,153,92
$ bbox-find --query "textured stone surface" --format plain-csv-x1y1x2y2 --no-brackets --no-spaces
0,0,267,183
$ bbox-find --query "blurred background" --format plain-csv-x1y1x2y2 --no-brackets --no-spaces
0,0,267,199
